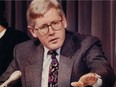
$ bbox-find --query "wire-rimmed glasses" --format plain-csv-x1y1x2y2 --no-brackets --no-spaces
29,19,63,36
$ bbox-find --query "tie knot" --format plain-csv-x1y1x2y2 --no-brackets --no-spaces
48,50,58,56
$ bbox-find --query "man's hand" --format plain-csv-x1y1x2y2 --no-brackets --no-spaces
71,73,101,87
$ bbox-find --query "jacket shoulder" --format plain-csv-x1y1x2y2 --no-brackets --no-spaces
14,40,34,50
66,30,101,45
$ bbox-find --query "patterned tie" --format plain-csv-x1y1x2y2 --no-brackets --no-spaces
48,50,59,87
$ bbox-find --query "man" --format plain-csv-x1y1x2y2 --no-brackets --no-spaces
0,0,115,87
0,1,30,76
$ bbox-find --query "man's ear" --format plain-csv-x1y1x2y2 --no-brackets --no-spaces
28,26,38,38
62,15,67,28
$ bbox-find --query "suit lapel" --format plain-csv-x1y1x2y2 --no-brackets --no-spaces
58,31,79,87
58,55,75,87
24,44,44,87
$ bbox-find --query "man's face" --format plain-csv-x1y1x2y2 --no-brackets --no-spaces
30,8,67,50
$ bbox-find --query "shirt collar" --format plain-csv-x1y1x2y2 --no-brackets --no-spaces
43,46,61,59
0,29,6,38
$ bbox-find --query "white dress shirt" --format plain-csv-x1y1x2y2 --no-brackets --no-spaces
0,29,6,38
41,46,102,87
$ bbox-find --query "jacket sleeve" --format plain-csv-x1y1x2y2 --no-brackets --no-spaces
82,36,115,87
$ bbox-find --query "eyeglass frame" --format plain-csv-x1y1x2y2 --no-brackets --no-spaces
29,18,63,36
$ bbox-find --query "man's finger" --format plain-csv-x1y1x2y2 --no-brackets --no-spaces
71,81,84,87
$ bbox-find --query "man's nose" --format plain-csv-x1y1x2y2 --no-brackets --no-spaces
48,26,55,35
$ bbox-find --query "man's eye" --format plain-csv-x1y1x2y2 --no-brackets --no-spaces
53,21,59,25
39,25,47,30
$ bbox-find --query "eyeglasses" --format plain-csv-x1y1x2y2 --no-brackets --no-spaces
33,19,62,36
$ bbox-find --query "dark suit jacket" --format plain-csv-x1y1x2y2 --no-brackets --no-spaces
0,27,30,76
0,30,115,87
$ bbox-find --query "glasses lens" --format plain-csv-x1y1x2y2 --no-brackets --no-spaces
51,20,62,30
38,25,48,36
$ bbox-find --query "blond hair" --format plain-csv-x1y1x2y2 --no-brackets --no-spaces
27,0,65,27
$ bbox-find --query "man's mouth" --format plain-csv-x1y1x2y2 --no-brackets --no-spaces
49,38,59,43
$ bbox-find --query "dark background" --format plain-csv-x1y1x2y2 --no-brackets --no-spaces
1,0,116,86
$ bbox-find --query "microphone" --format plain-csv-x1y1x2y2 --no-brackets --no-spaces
0,70,22,87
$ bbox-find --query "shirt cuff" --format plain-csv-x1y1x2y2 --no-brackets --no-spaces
92,78,102,87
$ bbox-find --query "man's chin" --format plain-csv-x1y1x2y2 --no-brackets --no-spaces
48,44,61,50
